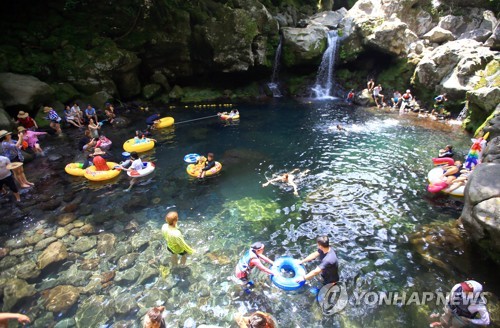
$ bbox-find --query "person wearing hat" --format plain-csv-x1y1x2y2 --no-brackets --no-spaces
296,235,339,286
430,280,490,327
0,130,33,188
235,242,274,287
16,111,38,131
0,155,21,202
91,149,110,172
401,89,413,112
17,126,47,155
161,211,195,267
43,106,62,134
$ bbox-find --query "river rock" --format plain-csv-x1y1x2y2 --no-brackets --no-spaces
423,26,456,44
75,294,115,328
33,311,54,328
115,265,140,284
0,248,9,258
0,256,20,271
97,233,116,257
54,318,76,328
461,163,500,261
37,241,68,269
142,84,162,100
55,227,69,238
130,230,150,250
0,73,55,113
2,278,36,311
118,253,138,270
41,199,62,211
459,29,493,43
114,293,138,314
79,258,100,271
1,260,40,280
9,246,33,256
34,236,58,251
71,236,97,253
58,263,92,287
42,285,80,312
112,116,131,128
56,213,76,226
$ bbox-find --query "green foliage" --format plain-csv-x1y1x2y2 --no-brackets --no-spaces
378,59,415,93
181,87,224,103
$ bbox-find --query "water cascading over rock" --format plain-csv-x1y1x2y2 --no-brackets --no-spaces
267,35,283,98
312,30,339,99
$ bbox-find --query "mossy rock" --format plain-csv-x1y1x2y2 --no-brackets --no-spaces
231,82,260,100
142,84,162,100
181,88,224,103
378,59,417,93
51,83,80,104
169,85,184,100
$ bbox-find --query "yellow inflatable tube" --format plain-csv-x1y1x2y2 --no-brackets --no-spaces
123,138,155,153
187,161,222,177
65,163,85,176
84,162,121,181
155,117,175,129
220,114,240,120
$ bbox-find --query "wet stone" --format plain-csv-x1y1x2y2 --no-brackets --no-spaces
79,258,100,271
34,237,58,251
130,230,151,250
70,236,97,253
1,260,40,280
54,318,76,328
101,271,116,284
5,238,27,249
115,266,140,284
114,293,138,314
55,227,68,238
9,246,34,256
75,295,115,328
73,220,84,228
33,311,54,328
37,241,68,270
0,248,9,258
58,264,92,287
118,253,138,270
112,320,138,328
96,233,116,257
109,243,134,264
42,285,80,312
63,203,79,213
48,154,63,162
79,224,94,235
25,233,44,246
41,199,61,211
57,213,76,226
2,278,36,311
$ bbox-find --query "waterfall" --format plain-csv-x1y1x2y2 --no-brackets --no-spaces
312,30,339,99
267,35,283,98
456,106,468,121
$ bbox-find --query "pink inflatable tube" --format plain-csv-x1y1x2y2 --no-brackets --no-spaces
432,157,454,166
428,181,448,193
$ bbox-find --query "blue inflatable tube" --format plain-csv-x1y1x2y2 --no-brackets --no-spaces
184,153,200,164
270,256,306,291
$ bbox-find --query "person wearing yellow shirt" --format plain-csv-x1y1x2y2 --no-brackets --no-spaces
161,211,194,266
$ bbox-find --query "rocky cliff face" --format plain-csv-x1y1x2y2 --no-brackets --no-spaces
461,109,500,262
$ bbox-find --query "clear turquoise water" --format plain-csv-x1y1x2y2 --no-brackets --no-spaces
4,100,498,327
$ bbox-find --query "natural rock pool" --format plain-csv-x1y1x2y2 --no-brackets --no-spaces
1,100,499,327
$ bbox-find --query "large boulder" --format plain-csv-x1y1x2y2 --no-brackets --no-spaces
364,20,418,56
0,73,55,114
37,241,68,270
413,40,497,97
468,88,500,114
42,285,80,312
423,27,456,44
0,107,13,130
484,24,500,50
282,26,328,66
308,9,347,29
461,163,500,261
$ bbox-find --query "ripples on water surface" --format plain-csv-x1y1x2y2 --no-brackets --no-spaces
2,100,499,327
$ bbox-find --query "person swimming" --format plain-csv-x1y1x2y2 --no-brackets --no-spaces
262,168,310,196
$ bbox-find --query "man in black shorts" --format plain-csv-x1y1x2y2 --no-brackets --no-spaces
297,235,339,285
0,156,21,202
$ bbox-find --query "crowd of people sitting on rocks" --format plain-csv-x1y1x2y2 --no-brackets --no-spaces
346,78,452,121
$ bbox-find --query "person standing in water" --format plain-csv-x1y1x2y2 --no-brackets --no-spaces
121,152,144,191
161,211,195,267
430,280,490,327
234,242,274,289
296,236,340,286
262,168,309,196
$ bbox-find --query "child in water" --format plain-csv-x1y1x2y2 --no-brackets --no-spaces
197,152,216,179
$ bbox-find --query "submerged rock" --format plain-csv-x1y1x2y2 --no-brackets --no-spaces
2,278,36,311
97,233,116,257
37,241,68,270
70,236,97,253
1,260,40,280
42,285,80,312
75,295,115,328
